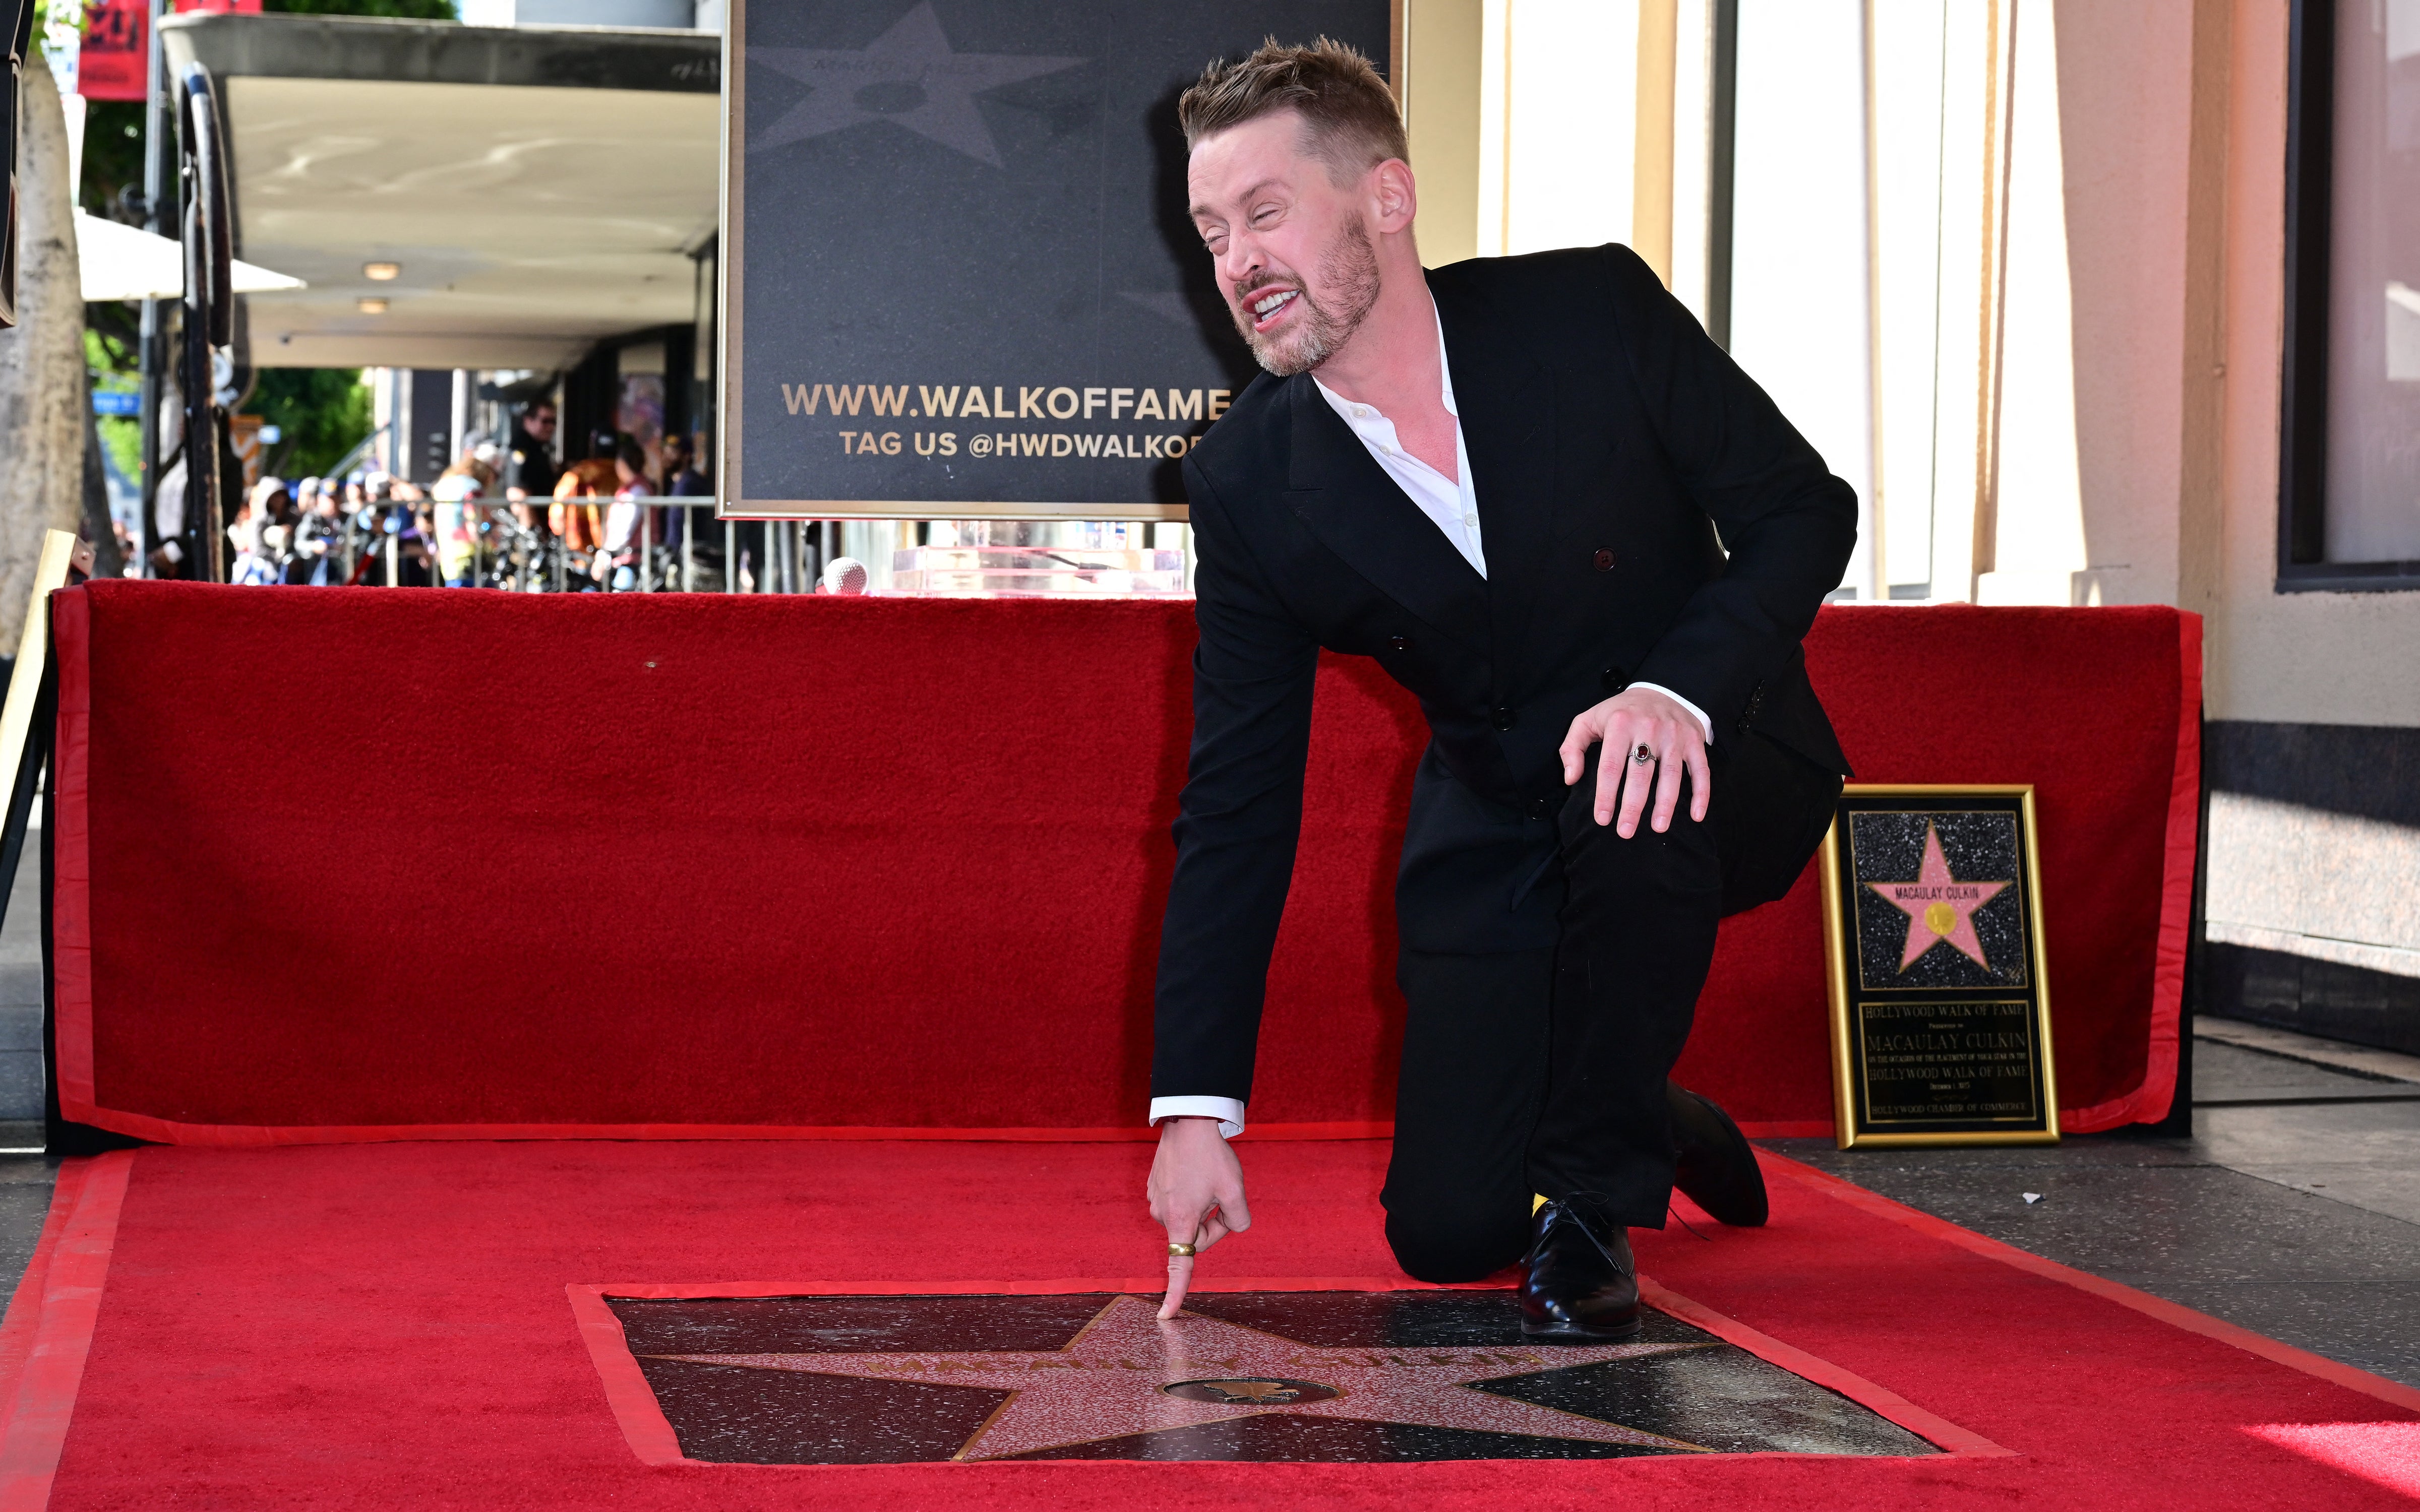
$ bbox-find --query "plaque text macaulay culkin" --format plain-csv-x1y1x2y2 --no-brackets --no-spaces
1820,788,2059,1148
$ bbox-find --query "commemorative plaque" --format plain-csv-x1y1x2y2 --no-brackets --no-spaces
1819,786,2059,1149
718,0,1396,519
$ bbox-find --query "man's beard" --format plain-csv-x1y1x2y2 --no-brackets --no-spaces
1235,220,1382,376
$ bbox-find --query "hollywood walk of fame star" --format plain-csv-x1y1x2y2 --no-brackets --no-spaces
1868,823,2012,972
644,1293,1720,1460
749,3,1087,166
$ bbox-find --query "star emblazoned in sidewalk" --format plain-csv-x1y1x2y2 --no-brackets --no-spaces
607,1290,1942,1463
648,1294,1706,1459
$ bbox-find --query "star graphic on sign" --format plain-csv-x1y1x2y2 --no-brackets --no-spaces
1867,823,2012,972
749,3,1087,166
645,1293,1717,1460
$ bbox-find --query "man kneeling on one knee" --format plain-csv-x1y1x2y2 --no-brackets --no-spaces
1144,39,1854,1341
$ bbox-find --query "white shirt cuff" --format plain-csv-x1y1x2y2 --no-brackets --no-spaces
1149,1096,1245,1140
1626,681,1714,745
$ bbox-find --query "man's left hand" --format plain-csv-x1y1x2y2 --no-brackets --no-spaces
1558,686,1710,837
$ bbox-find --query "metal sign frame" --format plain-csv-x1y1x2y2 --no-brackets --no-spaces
1820,783,2061,1150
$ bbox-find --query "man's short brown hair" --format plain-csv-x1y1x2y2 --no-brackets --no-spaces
1178,37,1407,182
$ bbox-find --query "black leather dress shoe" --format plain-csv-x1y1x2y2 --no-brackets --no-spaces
1520,1196,1642,1342
1668,1081,1769,1227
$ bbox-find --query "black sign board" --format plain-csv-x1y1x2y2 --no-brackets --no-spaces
718,0,1396,519
1820,785,2060,1148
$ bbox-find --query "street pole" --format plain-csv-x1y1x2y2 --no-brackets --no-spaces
134,0,167,575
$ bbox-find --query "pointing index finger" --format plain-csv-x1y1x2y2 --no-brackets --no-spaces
1159,1218,1198,1320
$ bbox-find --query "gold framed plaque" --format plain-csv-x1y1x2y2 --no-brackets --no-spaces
1820,785,2059,1149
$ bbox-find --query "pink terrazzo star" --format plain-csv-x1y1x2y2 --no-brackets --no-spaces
1868,823,2011,972
647,1293,1717,1460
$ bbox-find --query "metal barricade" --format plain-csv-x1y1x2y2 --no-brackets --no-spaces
321,500,1191,595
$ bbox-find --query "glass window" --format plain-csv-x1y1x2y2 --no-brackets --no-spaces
2322,0,2420,563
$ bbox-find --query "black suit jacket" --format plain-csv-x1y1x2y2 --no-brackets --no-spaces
1151,244,1858,1106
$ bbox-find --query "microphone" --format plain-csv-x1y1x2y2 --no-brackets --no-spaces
819,556,869,595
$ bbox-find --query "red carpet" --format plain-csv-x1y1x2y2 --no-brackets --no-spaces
0,1141,2409,1508
50,585,2198,1141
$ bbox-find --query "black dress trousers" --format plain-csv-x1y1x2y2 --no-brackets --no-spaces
1380,728,1841,1283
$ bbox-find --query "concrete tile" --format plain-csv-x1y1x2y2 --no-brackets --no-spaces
0,1007,39,1052
2196,1102,2420,1226
0,1158,51,1295
0,1053,42,1123
2193,1039,2420,1104
2142,1281,2420,1387
1769,1135,2420,1389
2200,1018,2420,1085
1774,1146,2420,1285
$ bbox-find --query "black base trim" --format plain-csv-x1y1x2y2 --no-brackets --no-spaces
2206,942,2420,1058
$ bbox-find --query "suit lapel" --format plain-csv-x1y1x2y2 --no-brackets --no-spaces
1281,375,1491,658
1432,271,1558,687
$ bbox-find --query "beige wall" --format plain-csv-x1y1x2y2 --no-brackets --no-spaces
1913,0,2420,725
2206,0,2420,727
2045,0,2198,611
1408,0,2420,727
2058,0,2420,727
1402,0,1484,268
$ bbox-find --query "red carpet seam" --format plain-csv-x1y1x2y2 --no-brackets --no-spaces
37,1114,1842,1148
2061,610,2202,1133
0,1165,87,1411
55,591,2193,1146
0,1153,132,1512
1632,1278,2013,1457
569,1274,2006,1466
47,591,93,1127
42,1115,1398,1146
568,1286,685,1467
1762,1150,2420,1415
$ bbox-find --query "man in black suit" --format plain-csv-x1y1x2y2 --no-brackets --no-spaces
1147,40,1855,1341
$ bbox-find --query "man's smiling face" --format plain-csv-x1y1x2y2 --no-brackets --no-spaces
1187,110,1382,376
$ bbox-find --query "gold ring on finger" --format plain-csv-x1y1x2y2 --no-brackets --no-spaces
1167,1242,1197,1257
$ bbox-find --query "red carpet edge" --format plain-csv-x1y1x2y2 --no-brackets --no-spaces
0,1154,129,1512
1761,1151,2420,1414
22,1116,1838,1147
11,1145,2409,1494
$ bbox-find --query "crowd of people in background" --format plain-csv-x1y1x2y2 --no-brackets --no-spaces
211,402,717,592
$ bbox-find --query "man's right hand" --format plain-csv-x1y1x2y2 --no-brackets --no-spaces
1146,1116,1250,1320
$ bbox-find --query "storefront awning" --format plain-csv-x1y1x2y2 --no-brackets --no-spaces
160,12,719,370
77,209,305,303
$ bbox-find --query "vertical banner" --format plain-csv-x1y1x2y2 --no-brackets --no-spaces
76,0,146,101
719,0,1395,519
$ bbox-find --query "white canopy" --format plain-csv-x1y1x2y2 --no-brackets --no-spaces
75,210,308,304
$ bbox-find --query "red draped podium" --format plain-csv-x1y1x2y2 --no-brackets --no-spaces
46,584,2197,1143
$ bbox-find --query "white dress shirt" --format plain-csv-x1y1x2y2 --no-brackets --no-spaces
1150,304,1712,1140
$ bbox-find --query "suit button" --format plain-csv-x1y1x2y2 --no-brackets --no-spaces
1492,706,1518,732
1735,718,1753,738
1526,795,1554,820
1593,547,1616,572
1601,666,1629,694
1388,635,1411,653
